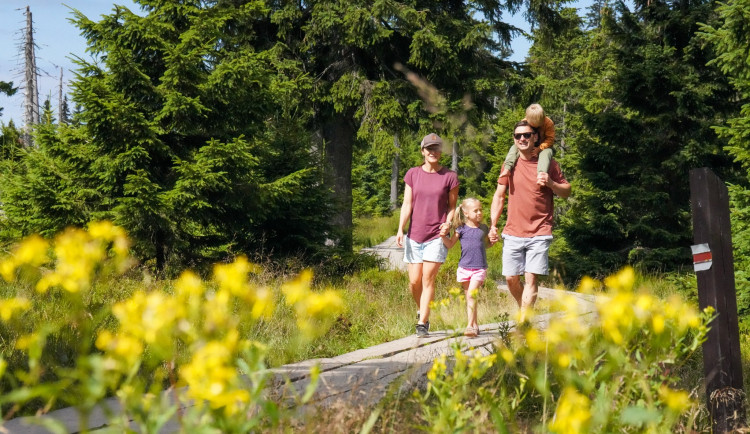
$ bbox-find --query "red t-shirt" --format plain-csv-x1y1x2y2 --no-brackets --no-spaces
404,166,459,243
498,157,567,237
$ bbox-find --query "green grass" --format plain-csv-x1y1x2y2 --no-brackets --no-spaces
353,213,399,249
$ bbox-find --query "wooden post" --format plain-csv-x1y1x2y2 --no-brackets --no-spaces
689,167,746,432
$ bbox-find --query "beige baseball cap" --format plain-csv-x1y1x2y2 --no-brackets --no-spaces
420,133,443,149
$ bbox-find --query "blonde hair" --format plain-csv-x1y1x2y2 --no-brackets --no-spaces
450,197,482,229
525,103,545,128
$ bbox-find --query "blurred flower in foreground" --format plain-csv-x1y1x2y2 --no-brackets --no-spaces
0,234,49,282
282,270,345,339
181,330,251,415
549,387,592,434
0,297,31,321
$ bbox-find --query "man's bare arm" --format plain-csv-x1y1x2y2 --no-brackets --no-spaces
489,183,507,242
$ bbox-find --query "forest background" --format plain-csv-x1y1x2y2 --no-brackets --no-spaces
0,0,749,320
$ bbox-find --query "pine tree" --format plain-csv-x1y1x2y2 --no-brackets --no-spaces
272,0,520,247
699,0,750,313
0,81,17,120
0,1,331,270
534,0,740,281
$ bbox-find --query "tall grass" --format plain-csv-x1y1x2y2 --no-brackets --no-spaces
353,213,400,249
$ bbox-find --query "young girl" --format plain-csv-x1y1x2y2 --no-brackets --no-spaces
499,103,556,178
440,198,496,337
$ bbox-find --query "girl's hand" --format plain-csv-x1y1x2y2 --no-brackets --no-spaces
439,223,450,237
488,226,500,244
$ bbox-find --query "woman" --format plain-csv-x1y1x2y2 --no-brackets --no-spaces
396,133,459,337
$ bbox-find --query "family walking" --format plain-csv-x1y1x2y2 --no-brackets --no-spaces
396,104,571,338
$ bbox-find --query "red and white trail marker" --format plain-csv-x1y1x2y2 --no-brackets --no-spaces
691,243,712,272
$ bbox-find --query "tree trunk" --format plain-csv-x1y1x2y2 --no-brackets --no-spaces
58,67,64,125
23,6,38,147
390,133,400,210
323,115,355,250
452,140,458,171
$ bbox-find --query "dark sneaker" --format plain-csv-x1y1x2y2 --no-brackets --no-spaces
416,323,429,337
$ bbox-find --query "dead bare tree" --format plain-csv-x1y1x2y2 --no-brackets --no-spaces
23,6,39,147
58,67,65,125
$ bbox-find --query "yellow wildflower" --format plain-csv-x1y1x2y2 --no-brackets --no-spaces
16,332,42,351
294,289,345,338
604,266,635,292
0,260,16,282
249,286,274,320
549,387,592,434
112,291,183,352
14,235,50,267
0,234,50,282
557,352,571,368
658,385,693,413
500,348,515,364
95,330,144,366
36,227,110,293
598,292,634,344
88,221,130,263
427,354,448,382
175,270,205,299
577,276,601,294
0,357,6,378
652,314,665,334
181,330,250,415
525,329,545,352
204,289,232,332
449,287,462,297
282,269,313,304
213,256,258,297
0,297,31,321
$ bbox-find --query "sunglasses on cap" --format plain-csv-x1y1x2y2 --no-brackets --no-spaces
513,132,534,140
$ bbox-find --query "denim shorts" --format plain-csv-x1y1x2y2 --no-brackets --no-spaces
501,234,552,276
457,267,487,283
403,236,448,264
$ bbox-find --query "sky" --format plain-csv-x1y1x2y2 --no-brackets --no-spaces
0,1,589,127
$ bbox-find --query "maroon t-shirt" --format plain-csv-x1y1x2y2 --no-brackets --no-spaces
404,166,459,243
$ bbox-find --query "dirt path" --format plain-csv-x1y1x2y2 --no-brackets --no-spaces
360,235,406,270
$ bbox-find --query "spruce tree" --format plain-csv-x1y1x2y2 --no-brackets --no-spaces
548,0,739,280
0,1,331,270
272,0,520,248
699,0,750,313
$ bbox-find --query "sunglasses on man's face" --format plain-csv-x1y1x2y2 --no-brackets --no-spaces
513,132,534,140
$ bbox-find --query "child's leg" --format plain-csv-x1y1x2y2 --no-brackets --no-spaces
464,280,482,328
536,148,554,173
500,145,520,177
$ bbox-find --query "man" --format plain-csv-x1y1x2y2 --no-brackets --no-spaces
489,120,571,320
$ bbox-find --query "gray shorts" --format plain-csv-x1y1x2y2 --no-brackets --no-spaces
502,234,552,276
403,235,448,264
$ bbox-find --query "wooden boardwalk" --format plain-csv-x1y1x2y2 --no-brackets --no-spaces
3,238,598,433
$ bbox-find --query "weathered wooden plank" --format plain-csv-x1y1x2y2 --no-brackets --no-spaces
689,167,746,432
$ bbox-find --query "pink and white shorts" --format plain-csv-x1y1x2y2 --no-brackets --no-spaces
456,267,487,283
